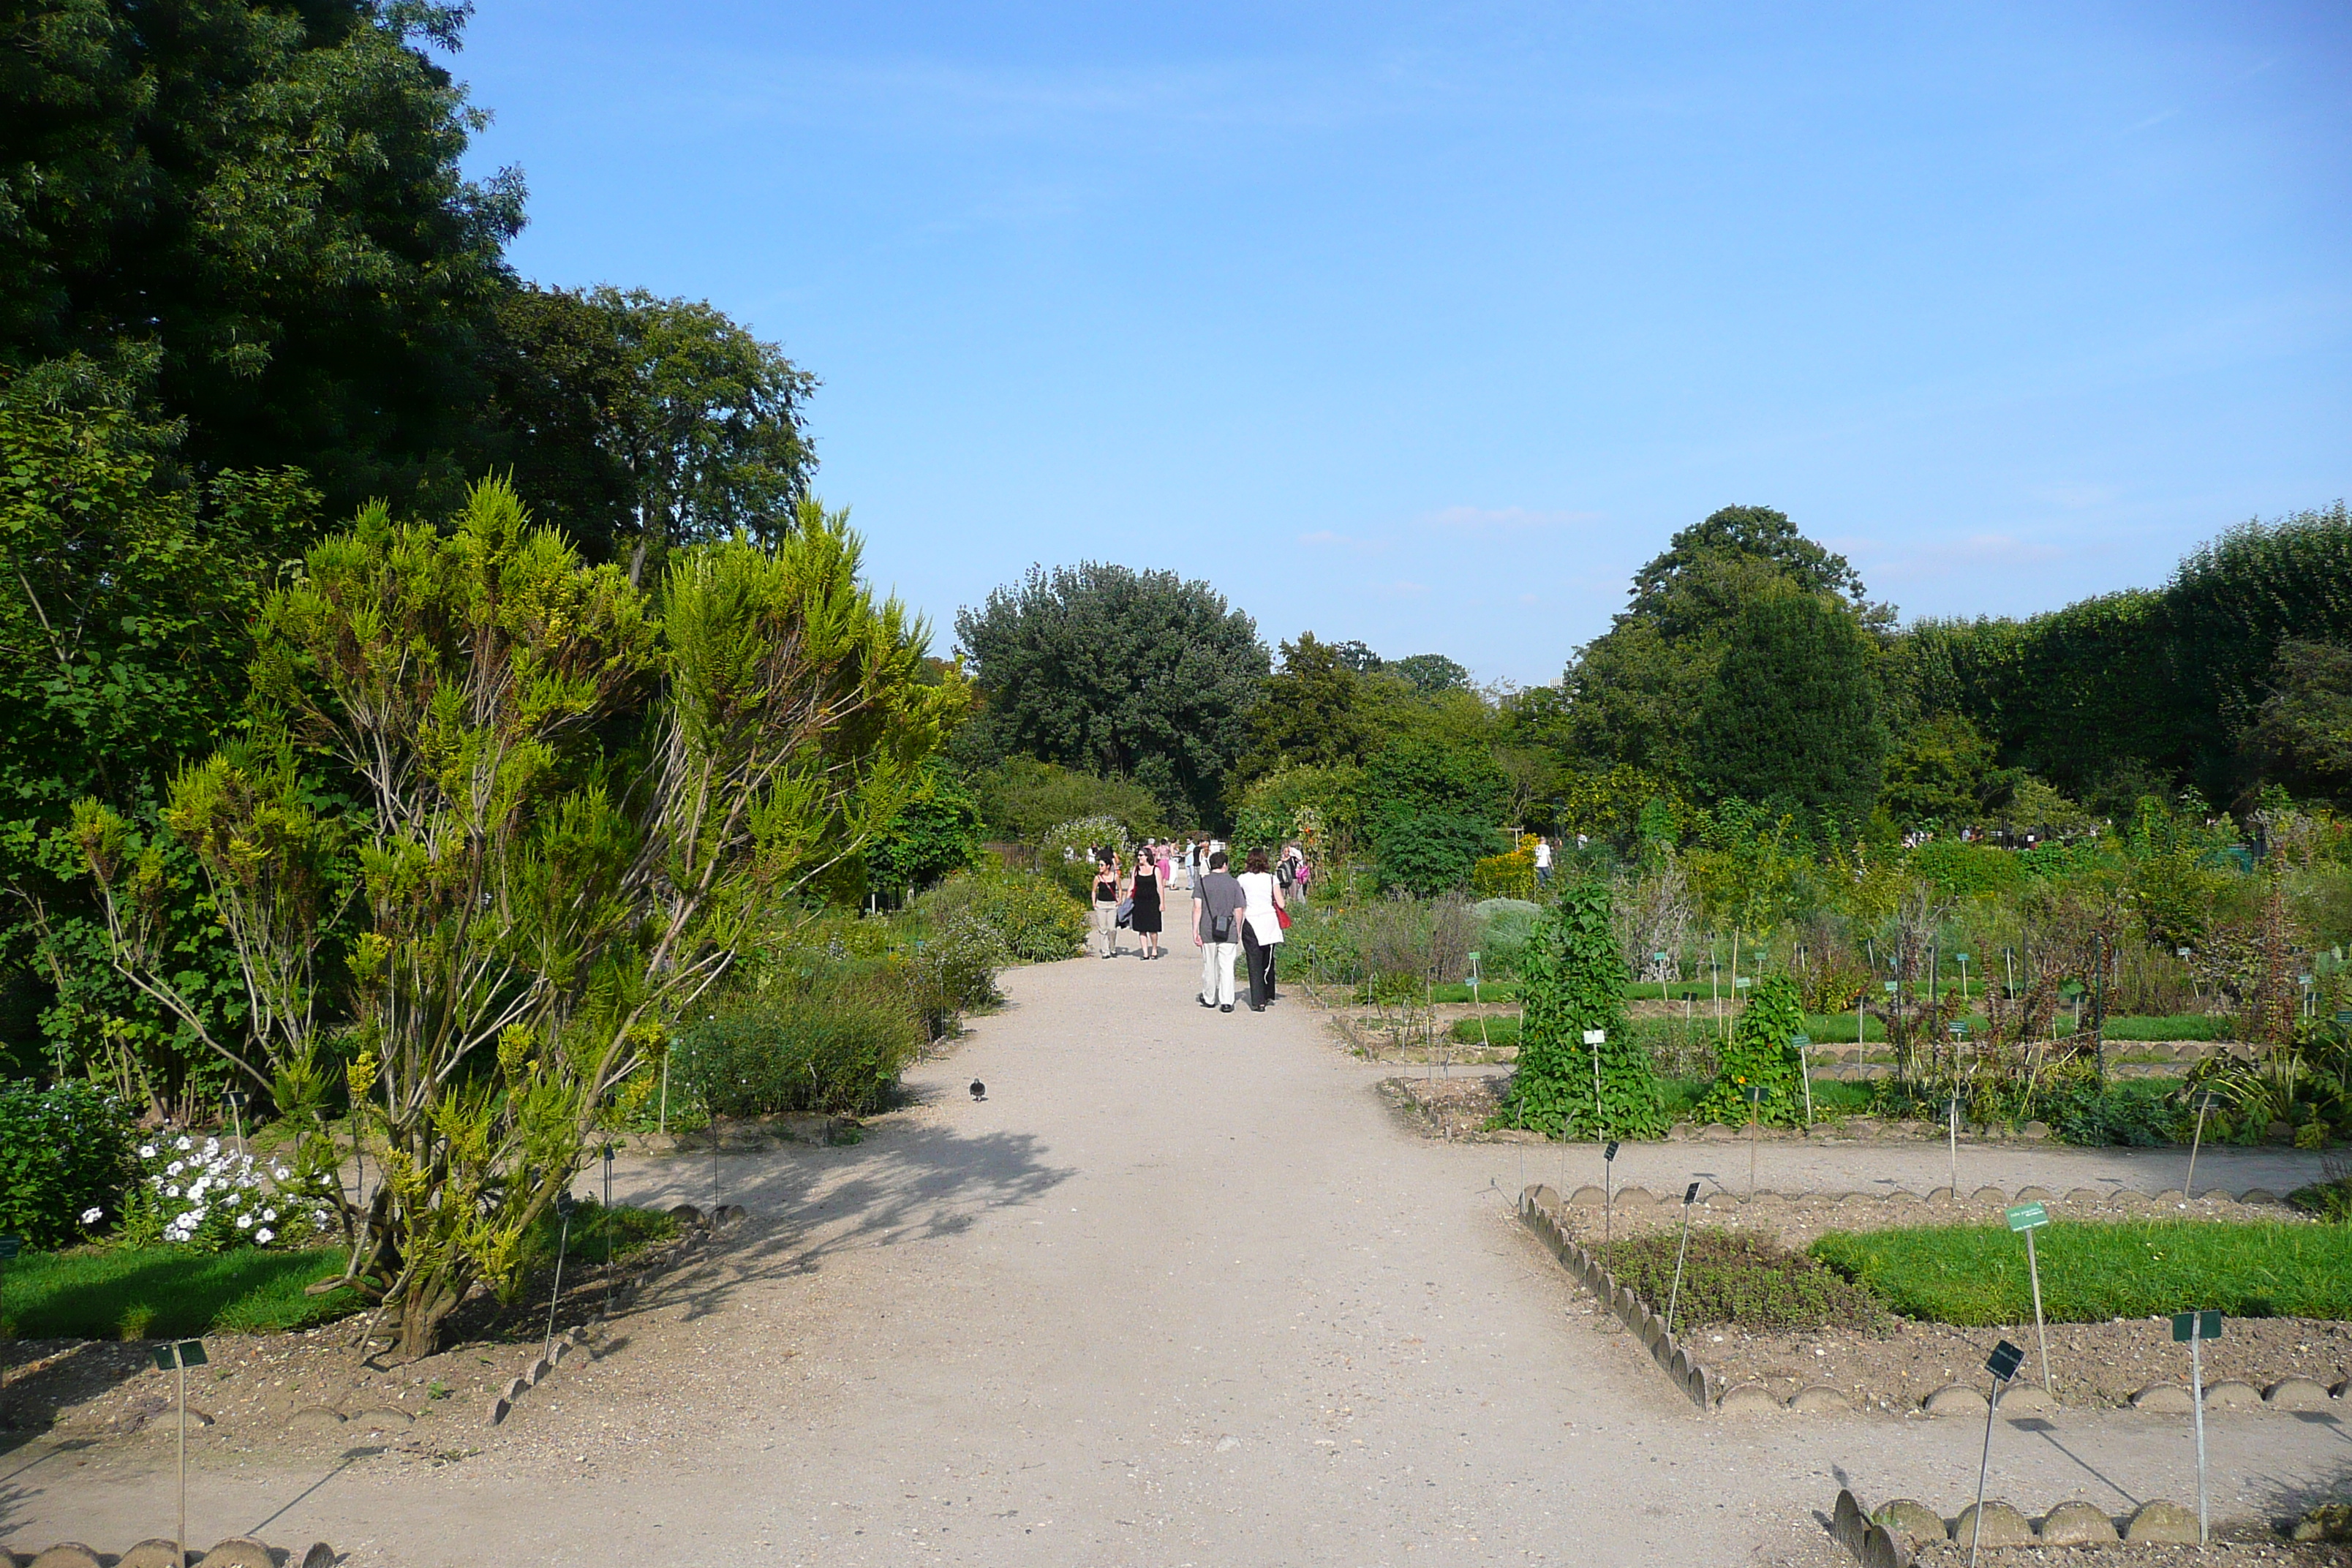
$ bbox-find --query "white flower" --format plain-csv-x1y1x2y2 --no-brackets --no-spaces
187,1177,210,1199
80,1206,103,1224
263,1208,278,1222
235,1213,254,1229
186,1206,208,1224
166,1160,184,1176
255,1229,274,1244
164,1184,181,1198
138,1144,156,1159
175,1135,192,1152
271,1165,290,1180
203,1137,220,1156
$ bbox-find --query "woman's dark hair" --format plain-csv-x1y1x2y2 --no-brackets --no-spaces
1097,848,1115,867
1246,848,1270,874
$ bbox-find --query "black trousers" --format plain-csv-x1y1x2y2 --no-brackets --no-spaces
1243,928,1274,1009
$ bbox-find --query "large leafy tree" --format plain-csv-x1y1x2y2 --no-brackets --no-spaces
1560,507,1885,784
79,478,962,1353
0,367,314,1085
481,285,818,573
954,562,1266,826
2,0,524,513
1236,633,1371,780
1693,589,1887,825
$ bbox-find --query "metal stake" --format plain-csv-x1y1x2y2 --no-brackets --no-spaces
2184,1091,2214,1204
1664,1181,1700,1338
176,1350,187,1565
546,1194,576,1360
1969,1379,2003,1568
1948,1096,1960,1196
2024,1227,2050,1392
2190,1320,2209,1545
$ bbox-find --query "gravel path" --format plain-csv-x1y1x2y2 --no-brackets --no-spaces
5,913,2348,1566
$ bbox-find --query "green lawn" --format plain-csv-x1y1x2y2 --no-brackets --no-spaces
0,1245,360,1340
0,1203,677,1341
1809,1219,2352,1325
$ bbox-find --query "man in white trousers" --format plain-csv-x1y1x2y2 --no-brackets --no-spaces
1194,849,1245,1013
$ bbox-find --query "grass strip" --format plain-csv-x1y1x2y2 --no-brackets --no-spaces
0,1245,360,1339
1809,1219,2352,1325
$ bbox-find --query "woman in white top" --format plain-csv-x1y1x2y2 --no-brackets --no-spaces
1235,846,1286,1011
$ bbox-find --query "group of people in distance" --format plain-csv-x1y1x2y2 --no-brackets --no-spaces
1080,839,1311,1014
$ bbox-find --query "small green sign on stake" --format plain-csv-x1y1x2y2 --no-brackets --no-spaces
2005,1204,2053,1394
2172,1311,2222,1544
0,1234,20,1260
2171,1310,2223,1343
2005,1202,2048,1232
1882,980,1899,993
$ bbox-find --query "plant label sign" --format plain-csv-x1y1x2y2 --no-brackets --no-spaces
1582,1029,1606,1045
151,1339,207,1372
1604,1141,1619,1162
0,1235,19,1260
1790,1034,1810,1048
1882,980,1899,993
1986,1339,2025,1382
2005,1202,2049,1232
2171,1311,2223,1343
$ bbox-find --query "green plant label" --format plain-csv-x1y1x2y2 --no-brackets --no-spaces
2335,1009,2351,1025
1882,981,1898,992
151,1345,176,1372
2005,1202,2048,1232
1790,1035,1811,1048
0,1235,19,1259
2171,1310,2223,1343
1733,976,1751,988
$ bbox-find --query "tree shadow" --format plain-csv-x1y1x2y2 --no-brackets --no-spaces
0,1341,157,1444
611,1120,1071,1324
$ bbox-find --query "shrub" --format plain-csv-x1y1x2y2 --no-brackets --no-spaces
678,990,921,1117
0,1079,135,1248
1472,898,1543,979
118,1132,333,1251
1374,811,1500,897
1472,837,1538,901
1590,1227,1885,1333
916,870,1089,963
904,915,1006,1034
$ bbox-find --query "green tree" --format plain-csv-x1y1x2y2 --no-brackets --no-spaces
1879,712,2014,827
481,286,818,573
965,756,1165,845
0,369,315,1085
3,0,524,513
1499,880,1665,1139
864,764,984,897
1388,653,1471,694
1625,505,1873,633
955,563,1267,826
1238,633,1372,779
1694,591,1887,825
2250,640,2352,798
1372,813,1499,897
79,478,961,1353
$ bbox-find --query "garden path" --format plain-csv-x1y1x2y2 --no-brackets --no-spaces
5,902,2346,1566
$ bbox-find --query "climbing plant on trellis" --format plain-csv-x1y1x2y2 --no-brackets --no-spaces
1499,879,1665,1139
1692,972,1807,1127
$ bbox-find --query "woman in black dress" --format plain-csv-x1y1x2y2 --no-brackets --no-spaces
1129,847,1164,958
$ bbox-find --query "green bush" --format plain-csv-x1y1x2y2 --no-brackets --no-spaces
1693,973,1808,1127
679,991,921,1117
1471,897,1542,979
0,1079,136,1248
1590,1227,1885,1332
1373,811,1500,897
2288,1172,2352,1221
1811,1219,2352,1324
903,915,1006,1033
917,870,1089,963
1498,879,1665,1139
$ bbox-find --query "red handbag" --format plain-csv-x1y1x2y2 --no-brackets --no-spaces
1275,905,1292,930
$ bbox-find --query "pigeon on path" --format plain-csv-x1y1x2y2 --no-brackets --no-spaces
970,1079,986,1101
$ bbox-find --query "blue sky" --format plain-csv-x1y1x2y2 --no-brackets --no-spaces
455,1,2351,686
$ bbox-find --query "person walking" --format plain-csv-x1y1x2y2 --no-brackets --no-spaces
1091,848,1123,958
1237,848,1286,1011
1130,847,1164,959
1194,850,1245,1011
1534,835,1553,890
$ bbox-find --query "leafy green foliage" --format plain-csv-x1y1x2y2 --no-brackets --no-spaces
955,562,1267,825
1693,973,1806,1126
0,1243,359,1340
1811,1219,2352,1324
916,870,1090,964
481,285,818,565
1880,713,2016,827
0,1078,134,1247
1373,812,1499,897
1238,633,1373,778
864,764,983,895
1,0,522,513
679,990,921,1118
1591,1226,1885,1333
966,755,1166,845
1695,590,1887,825
2288,1172,2352,1222
1499,880,1665,1137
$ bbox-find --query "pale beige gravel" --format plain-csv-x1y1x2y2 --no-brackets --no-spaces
4,897,2348,1566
